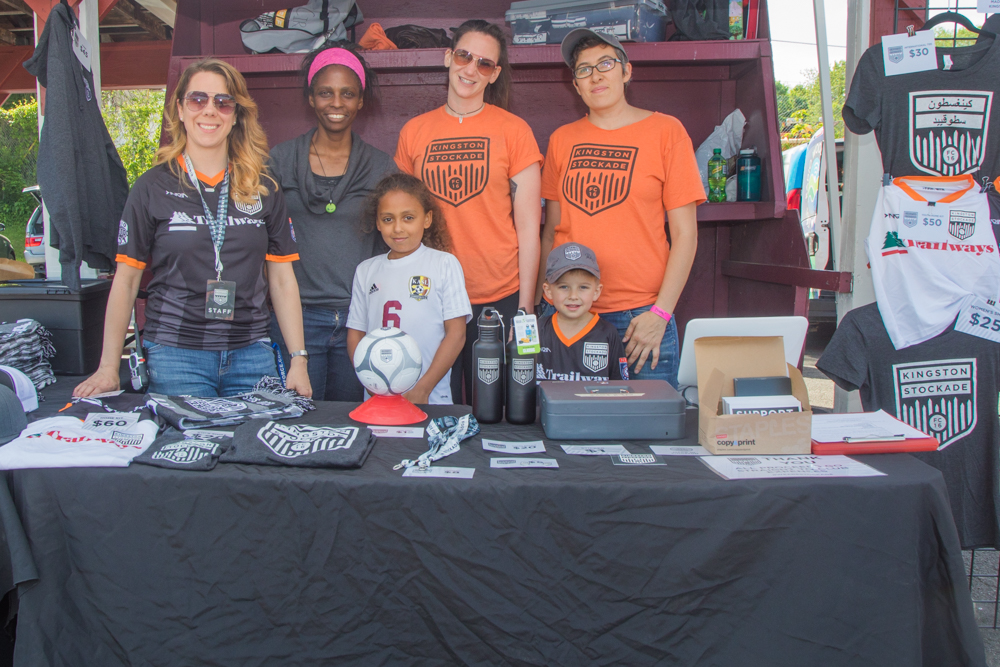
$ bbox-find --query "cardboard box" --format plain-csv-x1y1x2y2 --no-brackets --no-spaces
695,336,812,455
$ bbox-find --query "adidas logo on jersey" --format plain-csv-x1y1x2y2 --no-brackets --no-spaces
368,283,379,295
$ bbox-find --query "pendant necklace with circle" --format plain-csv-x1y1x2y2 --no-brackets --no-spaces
311,135,340,213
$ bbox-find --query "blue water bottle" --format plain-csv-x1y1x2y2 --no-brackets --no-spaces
736,148,762,202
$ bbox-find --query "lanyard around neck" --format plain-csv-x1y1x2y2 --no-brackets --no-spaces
183,153,230,281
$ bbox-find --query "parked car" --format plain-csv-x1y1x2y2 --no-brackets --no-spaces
22,185,45,277
784,130,844,323
782,143,807,211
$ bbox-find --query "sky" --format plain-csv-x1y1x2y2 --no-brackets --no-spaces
767,0,987,86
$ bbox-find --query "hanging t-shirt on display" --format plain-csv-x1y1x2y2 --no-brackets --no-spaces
817,304,1000,549
866,174,1000,349
843,35,1000,183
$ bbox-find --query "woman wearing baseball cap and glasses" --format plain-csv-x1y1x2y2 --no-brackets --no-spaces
537,29,706,388
394,20,543,403
74,59,311,398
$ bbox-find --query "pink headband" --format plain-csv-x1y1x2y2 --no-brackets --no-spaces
307,48,366,90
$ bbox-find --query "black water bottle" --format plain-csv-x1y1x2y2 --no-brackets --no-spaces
505,309,537,425
472,307,504,424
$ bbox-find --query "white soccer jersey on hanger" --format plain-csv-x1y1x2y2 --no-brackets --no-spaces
347,244,472,404
866,175,1000,349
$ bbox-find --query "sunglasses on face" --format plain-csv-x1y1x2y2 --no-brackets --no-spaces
183,91,238,115
573,58,622,79
450,49,498,76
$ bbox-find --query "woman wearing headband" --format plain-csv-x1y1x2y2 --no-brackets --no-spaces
395,20,542,403
74,58,311,398
268,42,396,401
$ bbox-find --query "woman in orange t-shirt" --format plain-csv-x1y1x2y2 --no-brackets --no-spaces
395,19,542,403
538,29,705,389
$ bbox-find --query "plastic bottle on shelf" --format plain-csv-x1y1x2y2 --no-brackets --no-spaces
737,148,762,202
708,148,727,203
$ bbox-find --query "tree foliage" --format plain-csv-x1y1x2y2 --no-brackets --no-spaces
777,60,846,150
102,89,165,185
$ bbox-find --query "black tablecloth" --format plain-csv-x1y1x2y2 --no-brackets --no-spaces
0,398,986,666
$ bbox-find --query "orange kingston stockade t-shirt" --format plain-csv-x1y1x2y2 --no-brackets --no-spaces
395,105,543,304
541,113,706,314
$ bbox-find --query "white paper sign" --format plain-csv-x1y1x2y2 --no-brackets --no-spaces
83,412,139,433
490,458,559,469
402,466,475,479
650,445,711,457
184,429,233,438
955,296,1000,343
700,455,886,480
72,27,92,72
367,425,424,439
882,31,937,76
811,409,929,442
482,439,546,454
560,444,629,456
979,0,1000,13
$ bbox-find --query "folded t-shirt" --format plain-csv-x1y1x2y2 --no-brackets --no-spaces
147,392,305,430
0,416,158,469
221,421,377,469
132,428,234,471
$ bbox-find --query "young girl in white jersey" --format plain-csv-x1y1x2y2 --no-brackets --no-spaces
346,174,472,404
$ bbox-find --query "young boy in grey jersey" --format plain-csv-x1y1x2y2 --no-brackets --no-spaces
537,243,628,382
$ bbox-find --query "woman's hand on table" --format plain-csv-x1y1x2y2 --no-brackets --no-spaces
285,357,313,398
73,365,121,397
622,311,667,374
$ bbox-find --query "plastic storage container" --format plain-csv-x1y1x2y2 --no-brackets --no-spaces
506,0,670,46
0,279,111,375
538,379,686,440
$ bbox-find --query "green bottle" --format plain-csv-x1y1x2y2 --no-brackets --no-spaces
708,148,727,203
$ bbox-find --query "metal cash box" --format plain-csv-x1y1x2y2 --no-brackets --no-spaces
538,380,686,440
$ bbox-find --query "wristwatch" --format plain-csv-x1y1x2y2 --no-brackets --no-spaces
289,350,309,359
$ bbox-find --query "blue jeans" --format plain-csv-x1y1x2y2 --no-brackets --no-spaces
270,306,362,402
599,305,680,388
144,339,277,397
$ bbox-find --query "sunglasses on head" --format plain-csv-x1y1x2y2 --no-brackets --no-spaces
450,49,498,76
183,91,237,115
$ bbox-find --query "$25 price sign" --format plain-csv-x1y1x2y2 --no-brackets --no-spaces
956,297,1000,344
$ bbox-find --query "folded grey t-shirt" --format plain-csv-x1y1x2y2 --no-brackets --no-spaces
132,428,233,471
221,421,376,469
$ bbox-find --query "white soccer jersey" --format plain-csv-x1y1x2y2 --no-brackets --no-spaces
347,244,472,404
0,416,159,470
866,175,1000,349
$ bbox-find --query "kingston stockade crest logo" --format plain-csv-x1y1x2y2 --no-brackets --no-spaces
511,358,534,386
152,439,219,464
909,91,993,176
893,358,977,449
422,137,490,206
187,398,247,414
582,342,609,373
562,144,638,215
258,423,359,459
478,357,500,385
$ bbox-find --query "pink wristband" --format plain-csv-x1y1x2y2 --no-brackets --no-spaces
650,305,672,323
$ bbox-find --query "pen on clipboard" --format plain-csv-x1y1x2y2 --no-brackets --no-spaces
842,434,906,443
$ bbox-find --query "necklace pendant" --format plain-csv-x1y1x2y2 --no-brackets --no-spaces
326,202,337,213
459,116,463,124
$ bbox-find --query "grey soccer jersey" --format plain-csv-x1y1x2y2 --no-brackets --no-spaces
117,160,298,350
536,313,627,382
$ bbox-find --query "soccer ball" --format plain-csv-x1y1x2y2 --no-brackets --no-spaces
353,327,423,396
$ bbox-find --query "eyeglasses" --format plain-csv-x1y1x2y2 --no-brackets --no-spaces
183,91,238,115
573,58,622,79
450,49,498,76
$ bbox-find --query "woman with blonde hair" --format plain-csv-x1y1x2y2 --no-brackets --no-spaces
75,58,312,398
